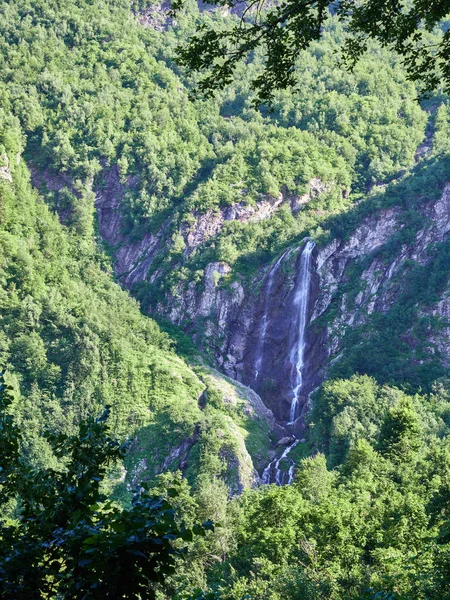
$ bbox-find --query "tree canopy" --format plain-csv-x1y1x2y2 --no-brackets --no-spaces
173,0,450,104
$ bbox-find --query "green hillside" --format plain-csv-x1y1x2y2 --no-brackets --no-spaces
0,101,271,496
0,0,449,598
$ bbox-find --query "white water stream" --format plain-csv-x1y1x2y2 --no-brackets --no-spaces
261,439,300,486
288,240,315,423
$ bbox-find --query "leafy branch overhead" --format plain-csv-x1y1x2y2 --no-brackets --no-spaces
173,0,450,104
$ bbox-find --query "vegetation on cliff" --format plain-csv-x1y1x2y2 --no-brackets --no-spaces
0,94,271,499
0,0,449,598
173,0,450,105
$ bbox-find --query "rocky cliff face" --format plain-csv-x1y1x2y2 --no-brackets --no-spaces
154,244,324,427
313,183,450,361
93,170,332,425
93,167,450,431
27,163,278,493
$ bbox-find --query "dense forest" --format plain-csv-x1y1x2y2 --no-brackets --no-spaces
0,0,449,598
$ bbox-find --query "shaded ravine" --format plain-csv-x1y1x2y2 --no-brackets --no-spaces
257,240,316,485
253,248,293,383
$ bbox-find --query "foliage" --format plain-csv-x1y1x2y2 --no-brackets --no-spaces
0,87,271,497
0,373,213,599
138,14,432,298
322,187,450,392
187,376,450,600
173,0,450,105
1,0,442,323
1,2,450,599
0,0,431,244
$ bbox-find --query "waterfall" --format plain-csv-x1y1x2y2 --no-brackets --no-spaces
254,248,292,382
289,240,315,423
261,440,300,486
258,239,315,485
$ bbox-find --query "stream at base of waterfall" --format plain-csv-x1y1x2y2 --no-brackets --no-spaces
255,240,315,485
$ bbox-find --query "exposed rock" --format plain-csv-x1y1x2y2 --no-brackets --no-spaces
182,195,284,255
0,154,12,182
219,419,260,495
94,170,334,289
95,165,129,246
136,0,250,33
94,166,170,285
290,178,335,213
160,439,193,472
276,436,295,447
310,183,450,378
197,0,248,16
152,183,450,423
155,245,319,421
421,292,450,366
90,161,450,430
29,165,74,194
199,363,278,429
137,1,173,31
126,457,148,490
30,158,450,485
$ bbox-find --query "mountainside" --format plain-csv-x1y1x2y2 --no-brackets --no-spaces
0,106,275,498
93,147,450,428
1,1,450,597
3,0,449,472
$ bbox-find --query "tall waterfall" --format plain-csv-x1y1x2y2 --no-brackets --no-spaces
254,248,292,382
259,240,315,486
289,240,315,423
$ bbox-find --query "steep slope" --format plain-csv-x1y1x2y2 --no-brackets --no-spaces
2,0,450,484
0,104,273,494
145,158,450,423
313,163,450,389
1,3,450,597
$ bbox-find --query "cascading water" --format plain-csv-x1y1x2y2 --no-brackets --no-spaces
258,240,316,486
288,240,315,423
261,440,300,486
253,248,292,382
